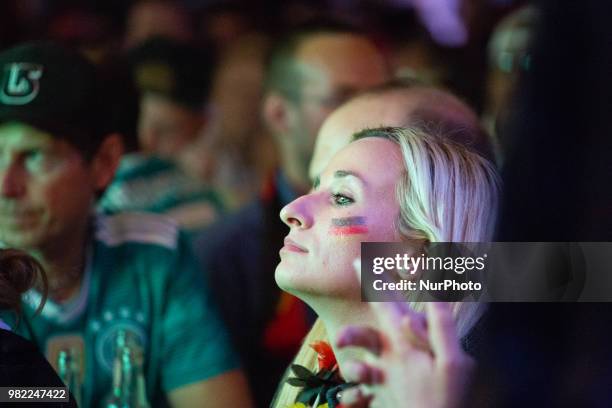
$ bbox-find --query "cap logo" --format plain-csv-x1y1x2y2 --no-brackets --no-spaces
0,63,44,105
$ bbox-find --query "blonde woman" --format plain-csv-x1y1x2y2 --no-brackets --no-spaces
272,127,500,407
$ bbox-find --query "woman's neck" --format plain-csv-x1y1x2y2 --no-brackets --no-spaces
314,300,379,372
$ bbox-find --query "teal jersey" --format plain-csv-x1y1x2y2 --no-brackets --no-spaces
98,154,224,233
1,213,238,407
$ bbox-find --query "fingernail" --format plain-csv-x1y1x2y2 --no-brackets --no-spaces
342,360,364,382
336,333,348,347
335,326,356,347
339,386,362,404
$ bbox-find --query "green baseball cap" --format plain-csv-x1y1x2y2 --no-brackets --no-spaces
0,42,114,156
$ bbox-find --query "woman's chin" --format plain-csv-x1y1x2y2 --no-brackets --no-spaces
274,263,318,301
274,263,299,293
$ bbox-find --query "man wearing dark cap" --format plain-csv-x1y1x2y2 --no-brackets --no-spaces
0,42,252,407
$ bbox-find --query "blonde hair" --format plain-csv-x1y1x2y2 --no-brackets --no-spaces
272,320,328,407
273,126,500,407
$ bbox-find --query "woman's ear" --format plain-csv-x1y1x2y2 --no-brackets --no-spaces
91,133,124,191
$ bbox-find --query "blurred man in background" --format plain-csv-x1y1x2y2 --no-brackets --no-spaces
310,79,495,181
98,37,224,233
483,4,538,161
185,33,277,210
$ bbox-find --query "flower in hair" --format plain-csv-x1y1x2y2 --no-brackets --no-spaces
311,341,337,371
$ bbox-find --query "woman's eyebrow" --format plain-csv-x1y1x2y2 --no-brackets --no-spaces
334,170,363,184
313,170,364,190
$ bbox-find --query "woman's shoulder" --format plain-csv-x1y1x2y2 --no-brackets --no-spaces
0,328,39,355
0,329,66,388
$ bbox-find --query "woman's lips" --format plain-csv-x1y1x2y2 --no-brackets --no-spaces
282,237,308,253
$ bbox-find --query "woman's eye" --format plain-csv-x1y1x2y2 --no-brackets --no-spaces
332,193,354,206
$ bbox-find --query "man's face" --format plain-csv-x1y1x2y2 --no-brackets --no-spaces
0,123,97,249
309,93,418,183
138,93,203,159
286,34,389,178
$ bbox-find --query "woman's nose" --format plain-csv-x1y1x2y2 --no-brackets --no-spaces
280,194,314,229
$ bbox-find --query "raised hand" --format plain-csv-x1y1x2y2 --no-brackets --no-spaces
335,262,474,408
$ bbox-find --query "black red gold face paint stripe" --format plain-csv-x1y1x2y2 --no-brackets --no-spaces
330,216,368,235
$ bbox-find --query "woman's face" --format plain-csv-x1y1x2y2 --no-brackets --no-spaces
276,137,404,302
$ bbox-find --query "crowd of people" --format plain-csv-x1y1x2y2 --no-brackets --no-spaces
0,0,611,407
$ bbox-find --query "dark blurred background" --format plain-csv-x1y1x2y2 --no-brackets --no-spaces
0,0,526,115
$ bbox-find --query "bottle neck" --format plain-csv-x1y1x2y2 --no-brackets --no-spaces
120,347,134,403
106,333,150,408
57,348,83,407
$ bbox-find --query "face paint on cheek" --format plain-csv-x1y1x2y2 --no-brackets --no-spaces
330,216,369,235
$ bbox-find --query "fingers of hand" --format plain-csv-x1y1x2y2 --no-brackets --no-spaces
342,360,385,385
426,302,464,369
371,301,429,353
370,301,407,334
399,311,431,352
336,325,384,356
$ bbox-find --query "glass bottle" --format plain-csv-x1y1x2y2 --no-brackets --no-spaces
57,347,82,407
104,330,150,408
131,343,150,408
